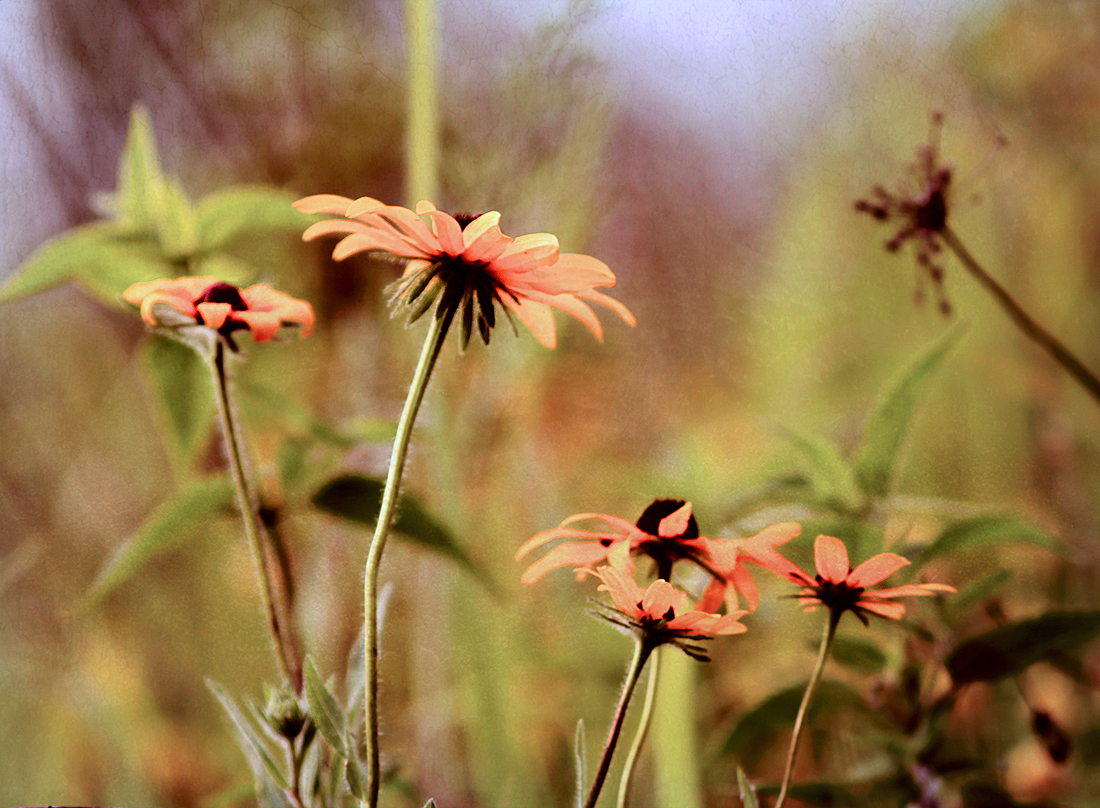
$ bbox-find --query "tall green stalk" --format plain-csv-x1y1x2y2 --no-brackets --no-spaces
405,0,439,206
209,339,299,689
363,311,451,808
773,613,839,808
616,643,661,808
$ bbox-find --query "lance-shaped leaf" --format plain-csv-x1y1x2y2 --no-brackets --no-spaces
142,336,216,471
303,656,348,757
737,767,759,808
311,474,494,590
828,636,888,673
913,514,1061,571
947,610,1100,686
947,569,1012,621
206,680,292,799
81,476,235,608
197,186,318,251
854,323,966,498
770,422,864,513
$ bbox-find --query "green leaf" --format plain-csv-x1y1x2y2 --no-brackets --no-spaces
914,514,1061,570
717,680,868,765
196,186,315,251
344,754,367,800
0,222,170,306
113,105,167,232
81,477,234,608
155,177,197,259
947,569,1013,620
737,767,759,808
829,636,888,673
311,474,493,589
303,656,348,756
206,679,291,794
946,610,1100,686
142,336,215,470
770,423,864,513
854,323,966,498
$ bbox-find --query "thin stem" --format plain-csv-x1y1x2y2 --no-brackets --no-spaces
210,340,298,688
942,226,1100,405
363,312,451,808
585,636,656,808
773,612,839,808
616,643,662,808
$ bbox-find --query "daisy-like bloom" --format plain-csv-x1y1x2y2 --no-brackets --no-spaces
586,549,747,661
518,498,801,613
855,112,954,314
122,276,315,351
294,195,635,349
747,533,955,625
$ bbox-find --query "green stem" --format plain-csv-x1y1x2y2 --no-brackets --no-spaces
616,643,661,808
363,312,451,808
210,340,298,688
773,612,839,808
585,636,656,808
942,226,1100,406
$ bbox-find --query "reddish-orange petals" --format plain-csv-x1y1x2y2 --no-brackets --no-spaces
295,194,634,348
122,276,314,346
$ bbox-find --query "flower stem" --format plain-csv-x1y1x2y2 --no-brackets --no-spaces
773,612,839,808
616,643,661,808
210,339,299,689
585,636,656,808
942,226,1100,405
363,311,451,808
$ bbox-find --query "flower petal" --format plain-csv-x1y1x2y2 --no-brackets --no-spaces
519,542,615,585
422,209,466,257
576,289,637,327
847,552,910,588
501,295,557,348
859,600,907,620
236,310,282,342
520,290,603,341
641,578,689,619
658,502,693,538
814,535,851,584
869,583,955,599
196,301,231,330
293,194,354,215
491,233,560,273
302,218,375,241
344,196,388,218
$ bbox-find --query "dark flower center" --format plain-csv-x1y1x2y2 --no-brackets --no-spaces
634,498,701,581
635,499,698,540
451,212,484,229
812,575,864,615
198,282,248,310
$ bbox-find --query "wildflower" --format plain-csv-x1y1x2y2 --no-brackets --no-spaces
518,498,801,613
294,195,634,349
587,549,747,660
855,112,954,314
122,276,314,351
746,533,954,624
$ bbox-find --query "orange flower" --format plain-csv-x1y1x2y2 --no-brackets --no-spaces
746,534,954,624
518,499,801,613
122,276,314,350
586,550,747,660
294,195,634,349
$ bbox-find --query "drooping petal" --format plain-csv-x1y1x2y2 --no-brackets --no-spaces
236,310,282,342
302,218,375,241
730,560,760,612
343,196,388,218
519,542,615,585
814,535,851,584
242,285,316,336
576,289,637,326
491,233,560,274
139,289,197,325
858,600,907,620
196,301,232,330
501,295,557,348
869,583,956,599
847,552,910,588
519,289,603,341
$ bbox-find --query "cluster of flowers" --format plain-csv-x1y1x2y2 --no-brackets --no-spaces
518,498,954,655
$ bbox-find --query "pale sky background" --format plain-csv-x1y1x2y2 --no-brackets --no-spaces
0,0,992,276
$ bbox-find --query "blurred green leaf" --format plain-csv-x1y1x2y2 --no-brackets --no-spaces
142,335,215,470
81,476,234,608
156,177,198,259
206,680,292,796
304,656,348,757
574,719,587,808
737,767,759,808
946,610,1100,686
345,754,367,800
113,105,167,232
196,186,315,251
0,221,170,306
771,423,864,513
854,323,965,498
311,474,493,590
914,514,1060,571
717,680,868,765
947,568,1013,620
829,636,888,673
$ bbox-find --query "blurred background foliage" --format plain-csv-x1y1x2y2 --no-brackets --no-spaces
1,0,1099,806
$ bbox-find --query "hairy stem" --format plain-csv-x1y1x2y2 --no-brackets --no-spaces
363,311,451,808
942,226,1100,405
774,613,839,808
585,636,656,808
616,643,661,808
210,339,298,688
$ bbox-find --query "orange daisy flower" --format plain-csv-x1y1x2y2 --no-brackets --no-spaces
746,533,955,624
518,499,800,613
586,549,747,660
122,276,314,351
294,195,635,349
